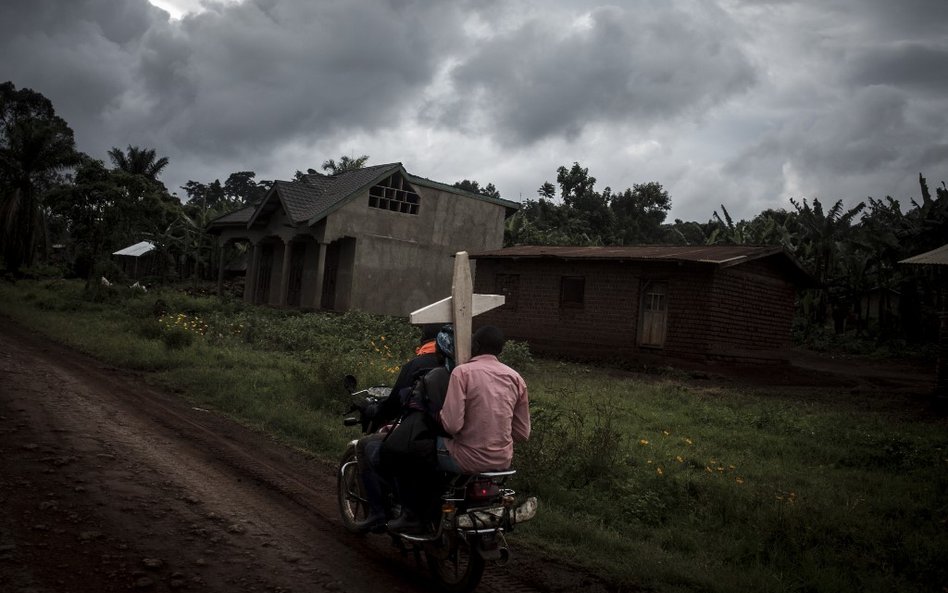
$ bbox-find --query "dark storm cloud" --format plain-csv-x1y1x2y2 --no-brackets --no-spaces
0,0,463,163
725,83,948,203
427,3,756,145
1,0,946,217
0,0,162,134
848,43,948,94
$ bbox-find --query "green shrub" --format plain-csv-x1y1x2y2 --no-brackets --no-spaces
19,263,64,279
500,339,533,370
161,326,195,350
136,318,163,340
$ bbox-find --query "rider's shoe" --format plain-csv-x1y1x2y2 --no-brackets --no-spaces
386,512,424,535
353,511,387,533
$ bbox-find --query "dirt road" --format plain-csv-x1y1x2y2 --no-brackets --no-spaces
0,322,609,593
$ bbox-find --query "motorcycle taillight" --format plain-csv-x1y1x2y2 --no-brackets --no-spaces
467,479,500,503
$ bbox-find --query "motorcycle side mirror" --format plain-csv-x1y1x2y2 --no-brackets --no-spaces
343,375,357,393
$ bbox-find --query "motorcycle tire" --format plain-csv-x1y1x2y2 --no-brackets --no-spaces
426,536,485,593
337,447,369,534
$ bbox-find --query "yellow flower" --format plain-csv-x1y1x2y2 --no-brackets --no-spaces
662,430,670,436
736,477,744,484
685,438,693,446
656,467,664,476
676,455,684,463
639,439,649,446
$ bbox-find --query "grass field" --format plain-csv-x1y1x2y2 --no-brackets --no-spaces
1,278,945,593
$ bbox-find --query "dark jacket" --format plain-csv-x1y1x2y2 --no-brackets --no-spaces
369,347,439,432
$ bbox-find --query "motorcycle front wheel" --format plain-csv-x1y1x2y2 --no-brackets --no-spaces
426,536,485,593
337,447,369,533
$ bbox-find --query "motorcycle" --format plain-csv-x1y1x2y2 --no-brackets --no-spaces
336,375,538,593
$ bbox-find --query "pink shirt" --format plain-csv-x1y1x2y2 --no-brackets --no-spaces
439,354,530,474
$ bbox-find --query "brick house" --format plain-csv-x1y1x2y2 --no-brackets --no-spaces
469,245,812,364
207,163,517,316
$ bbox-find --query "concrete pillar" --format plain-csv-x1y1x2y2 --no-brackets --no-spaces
278,239,293,306
312,241,328,309
245,241,261,304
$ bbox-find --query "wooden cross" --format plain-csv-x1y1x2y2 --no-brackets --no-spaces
409,251,505,364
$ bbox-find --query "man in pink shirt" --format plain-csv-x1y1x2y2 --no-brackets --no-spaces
437,325,530,474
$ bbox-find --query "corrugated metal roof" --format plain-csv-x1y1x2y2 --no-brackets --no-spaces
899,243,948,266
470,244,815,286
113,241,155,257
470,245,784,265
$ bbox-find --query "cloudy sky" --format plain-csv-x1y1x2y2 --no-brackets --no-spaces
2,0,946,222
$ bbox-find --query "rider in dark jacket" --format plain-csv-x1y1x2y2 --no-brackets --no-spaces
354,324,441,532
368,324,441,433
385,327,455,533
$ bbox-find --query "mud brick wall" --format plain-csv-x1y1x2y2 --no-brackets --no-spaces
473,258,796,364
706,260,796,363
474,259,642,359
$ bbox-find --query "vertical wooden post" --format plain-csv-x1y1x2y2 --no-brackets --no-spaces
452,251,473,365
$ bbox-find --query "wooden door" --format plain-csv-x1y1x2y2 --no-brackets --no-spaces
640,283,667,347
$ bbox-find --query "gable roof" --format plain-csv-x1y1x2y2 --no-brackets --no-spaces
207,204,257,228
241,163,404,228
469,245,815,286
208,162,518,232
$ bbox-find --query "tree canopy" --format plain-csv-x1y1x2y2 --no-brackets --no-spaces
504,162,671,246
0,81,80,273
108,145,169,183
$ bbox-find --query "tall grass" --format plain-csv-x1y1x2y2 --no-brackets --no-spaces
1,279,945,593
517,364,947,592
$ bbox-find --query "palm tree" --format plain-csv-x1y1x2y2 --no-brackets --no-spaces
0,82,80,273
790,197,866,325
107,145,169,182
321,154,369,175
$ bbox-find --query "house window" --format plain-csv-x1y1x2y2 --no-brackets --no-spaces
560,276,585,308
368,173,420,215
495,274,519,311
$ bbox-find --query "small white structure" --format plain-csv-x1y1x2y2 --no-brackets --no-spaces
112,241,156,257
112,241,158,279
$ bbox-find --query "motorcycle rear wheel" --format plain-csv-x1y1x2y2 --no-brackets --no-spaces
337,448,369,533
426,537,485,593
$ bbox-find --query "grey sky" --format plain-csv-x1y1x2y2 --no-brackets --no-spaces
1,0,945,223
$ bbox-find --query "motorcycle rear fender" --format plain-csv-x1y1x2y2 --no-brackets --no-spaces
456,496,538,530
